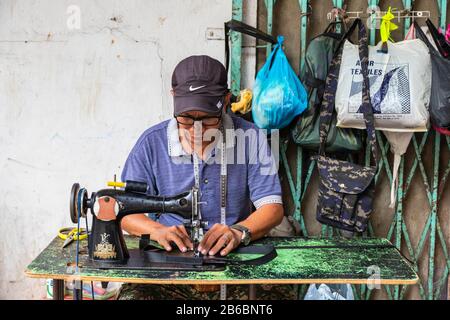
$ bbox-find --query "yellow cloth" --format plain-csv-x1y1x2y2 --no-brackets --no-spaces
231,89,252,114
380,7,398,43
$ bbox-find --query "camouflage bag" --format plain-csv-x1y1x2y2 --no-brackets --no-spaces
291,21,362,153
316,19,378,233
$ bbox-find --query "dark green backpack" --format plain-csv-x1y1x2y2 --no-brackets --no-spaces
291,23,362,153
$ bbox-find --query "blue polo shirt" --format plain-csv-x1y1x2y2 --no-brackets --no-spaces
121,113,282,228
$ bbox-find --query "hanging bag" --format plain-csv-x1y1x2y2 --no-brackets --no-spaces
316,19,378,233
291,21,362,153
383,22,416,208
224,20,308,129
425,19,450,59
334,22,431,132
251,36,308,129
415,20,450,132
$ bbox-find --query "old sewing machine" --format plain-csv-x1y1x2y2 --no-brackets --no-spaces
69,180,276,271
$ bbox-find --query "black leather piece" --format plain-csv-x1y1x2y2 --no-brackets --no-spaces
85,249,226,271
141,243,277,267
206,244,277,266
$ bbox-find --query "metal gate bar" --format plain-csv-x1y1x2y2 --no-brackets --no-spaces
229,0,449,300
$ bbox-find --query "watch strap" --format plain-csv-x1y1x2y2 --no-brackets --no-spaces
230,224,251,245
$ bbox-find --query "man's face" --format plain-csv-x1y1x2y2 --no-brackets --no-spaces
176,110,222,148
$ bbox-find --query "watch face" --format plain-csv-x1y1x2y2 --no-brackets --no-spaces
232,225,251,245
242,231,251,246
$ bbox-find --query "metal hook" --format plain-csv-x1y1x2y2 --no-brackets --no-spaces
327,6,349,25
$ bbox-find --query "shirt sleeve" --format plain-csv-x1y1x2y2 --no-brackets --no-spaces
121,139,157,196
247,129,283,209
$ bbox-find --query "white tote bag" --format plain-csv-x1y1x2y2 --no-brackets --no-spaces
335,39,431,132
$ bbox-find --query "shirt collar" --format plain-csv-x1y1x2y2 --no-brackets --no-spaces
167,113,235,158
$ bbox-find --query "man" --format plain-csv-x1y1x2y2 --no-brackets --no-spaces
118,55,295,300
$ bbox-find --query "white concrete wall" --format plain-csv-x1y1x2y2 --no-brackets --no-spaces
0,0,234,299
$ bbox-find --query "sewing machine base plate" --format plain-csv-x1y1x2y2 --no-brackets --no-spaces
83,248,226,272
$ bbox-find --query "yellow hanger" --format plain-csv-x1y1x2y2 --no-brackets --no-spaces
380,7,399,43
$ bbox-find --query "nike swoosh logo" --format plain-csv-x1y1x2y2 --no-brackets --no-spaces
189,85,206,91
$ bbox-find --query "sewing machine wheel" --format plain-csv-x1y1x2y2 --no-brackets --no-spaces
70,183,88,223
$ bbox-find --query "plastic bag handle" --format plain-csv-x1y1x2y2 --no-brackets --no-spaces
414,20,439,55
425,19,450,58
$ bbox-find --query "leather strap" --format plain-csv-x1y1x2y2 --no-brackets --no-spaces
318,18,378,163
205,244,277,265
224,19,277,72
143,243,277,267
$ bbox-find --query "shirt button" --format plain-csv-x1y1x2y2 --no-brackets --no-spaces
204,179,208,184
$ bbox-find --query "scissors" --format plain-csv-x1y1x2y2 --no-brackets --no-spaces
58,227,88,248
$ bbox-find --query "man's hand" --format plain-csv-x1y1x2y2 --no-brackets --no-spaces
198,223,242,256
150,224,193,253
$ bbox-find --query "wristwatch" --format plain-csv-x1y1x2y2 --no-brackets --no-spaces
230,224,252,246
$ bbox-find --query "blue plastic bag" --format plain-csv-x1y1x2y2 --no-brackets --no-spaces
252,35,307,129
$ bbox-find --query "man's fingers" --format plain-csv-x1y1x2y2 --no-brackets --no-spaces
209,232,233,256
167,233,188,252
199,229,224,255
199,224,221,251
159,239,172,251
174,229,193,249
176,225,193,249
177,225,190,238
203,223,220,237
199,229,212,248
220,237,236,256
199,230,211,250
167,226,190,251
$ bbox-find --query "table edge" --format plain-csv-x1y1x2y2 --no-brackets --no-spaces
24,270,419,286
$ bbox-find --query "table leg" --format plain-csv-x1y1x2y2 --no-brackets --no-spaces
52,279,65,300
248,284,256,300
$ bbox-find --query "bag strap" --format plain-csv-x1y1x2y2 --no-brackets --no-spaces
318,19,378,162
324,21,348,37
205,244,277,266
414,21,440,55
425,19,450,58
303,74,326,89
143,243,277,266
224,19,277,72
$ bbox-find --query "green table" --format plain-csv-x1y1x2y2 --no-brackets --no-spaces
25,236,418,299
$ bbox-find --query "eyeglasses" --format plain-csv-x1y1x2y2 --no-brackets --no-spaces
175,114,222,127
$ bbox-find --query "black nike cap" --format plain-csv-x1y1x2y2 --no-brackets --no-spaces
171,55,229,116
